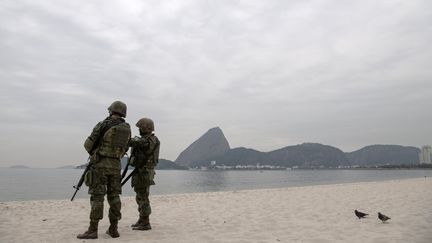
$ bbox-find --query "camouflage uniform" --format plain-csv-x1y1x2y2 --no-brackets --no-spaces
129,119,160,230
79,114,131,239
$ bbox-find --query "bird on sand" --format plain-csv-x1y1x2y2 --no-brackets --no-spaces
354,210,368,219
378,212,391,223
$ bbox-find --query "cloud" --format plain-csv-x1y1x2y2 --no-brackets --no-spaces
0,0,431,167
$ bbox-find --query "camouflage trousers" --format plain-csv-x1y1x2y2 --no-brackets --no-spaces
86,167,122,223
134,185,151,217
131,171,153,217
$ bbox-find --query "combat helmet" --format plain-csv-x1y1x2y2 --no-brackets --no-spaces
108,101,127,117
136,118,154,134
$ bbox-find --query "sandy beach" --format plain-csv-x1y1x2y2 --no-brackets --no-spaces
0,177,431,243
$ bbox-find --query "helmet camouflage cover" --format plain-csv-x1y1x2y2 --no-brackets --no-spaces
136,118,154,133
108,101,127,117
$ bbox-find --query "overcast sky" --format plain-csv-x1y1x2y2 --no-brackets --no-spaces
0,0,431,168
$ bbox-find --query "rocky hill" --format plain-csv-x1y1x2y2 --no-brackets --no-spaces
173,127,423,168
203,147,267,167
183,142,350,168
157,159,188,170
346,145,420,166
267,143,349,168
175,127,230,167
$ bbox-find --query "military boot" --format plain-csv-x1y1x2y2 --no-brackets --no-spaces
131,217,143,227
132,216,151,231
106,221,120,238
77,221,98,239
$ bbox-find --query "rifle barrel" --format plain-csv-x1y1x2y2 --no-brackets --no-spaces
121,163,129,180
121,169,136,186
70,157,91,202
71,186,79,201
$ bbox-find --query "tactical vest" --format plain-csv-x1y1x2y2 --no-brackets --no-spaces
134,135,160,169
146,135,160,168
97,122,131,159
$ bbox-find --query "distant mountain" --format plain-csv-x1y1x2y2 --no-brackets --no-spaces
267,143,349,168
175,127,230,167
189,143,350,168
75,164,88,169
198,147,267,167
9,165,30,169
173,128,424,168
77,129,424,169
157,159,188,170
56,165,76,169
346,145,420,166
120,158,187,170
75,158,188,170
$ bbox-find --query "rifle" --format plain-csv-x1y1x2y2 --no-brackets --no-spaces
71,157,91,201
121,148,134,181
121,166,138,186
121,139,159,187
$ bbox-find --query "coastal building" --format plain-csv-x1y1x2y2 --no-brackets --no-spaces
419,145,432,164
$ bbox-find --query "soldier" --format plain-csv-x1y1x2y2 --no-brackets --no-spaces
128,117,160,230
77,101,131,239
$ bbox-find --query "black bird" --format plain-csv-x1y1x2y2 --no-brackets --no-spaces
378,212,391,223
354,210,368,219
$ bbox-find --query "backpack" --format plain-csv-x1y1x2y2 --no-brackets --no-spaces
97,122,131,159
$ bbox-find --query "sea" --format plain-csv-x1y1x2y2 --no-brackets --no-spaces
0,168,431,202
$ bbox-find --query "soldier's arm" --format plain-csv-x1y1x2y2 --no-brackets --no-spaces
128,136,150,149
122,127,132,155
84,121,105,154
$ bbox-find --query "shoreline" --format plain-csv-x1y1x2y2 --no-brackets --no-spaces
0,175,430,204
0,174,431,203
1,177,431,242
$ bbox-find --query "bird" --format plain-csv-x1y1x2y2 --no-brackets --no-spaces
378,212,391,223
354,210,368,219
